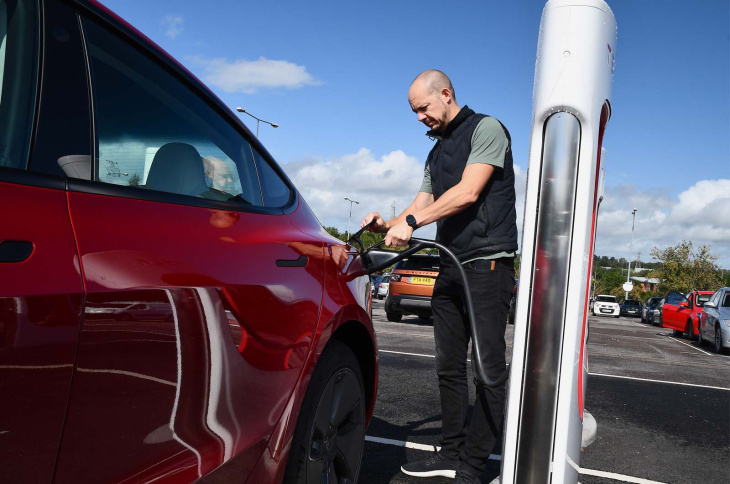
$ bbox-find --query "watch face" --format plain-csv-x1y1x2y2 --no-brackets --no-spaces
406,215,416,228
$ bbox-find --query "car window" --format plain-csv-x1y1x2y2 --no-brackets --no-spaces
0,0,39,171
396,256,440,271
81,16,263,206
251,149,292,207
695,293,712,307
624,299,640,305
665,291,684,305
722,292,730,308
596,296,616,303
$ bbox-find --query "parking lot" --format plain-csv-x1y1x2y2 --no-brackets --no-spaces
360,299,730,484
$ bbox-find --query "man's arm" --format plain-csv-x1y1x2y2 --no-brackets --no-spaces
361,191,434,234
384,164,494,247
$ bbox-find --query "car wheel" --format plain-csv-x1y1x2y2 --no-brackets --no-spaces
386,310,402,322
672,329,683,337
283,339,365,484
658,312,663,328
686,320,695,340
714,325,726,354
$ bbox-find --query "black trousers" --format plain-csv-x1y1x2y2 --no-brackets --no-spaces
431,257,514,477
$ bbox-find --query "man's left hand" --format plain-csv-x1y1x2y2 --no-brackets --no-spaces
385,222,413,248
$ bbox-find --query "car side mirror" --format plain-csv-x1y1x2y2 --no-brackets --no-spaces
704,301,717,309
679,300,689,308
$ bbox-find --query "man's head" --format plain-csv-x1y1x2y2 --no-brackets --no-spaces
408,70,461,133
203,156,236,193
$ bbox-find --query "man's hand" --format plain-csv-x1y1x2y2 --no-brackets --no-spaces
361,212,387,233
385,221,413,248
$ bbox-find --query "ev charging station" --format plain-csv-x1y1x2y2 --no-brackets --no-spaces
501,1,616,483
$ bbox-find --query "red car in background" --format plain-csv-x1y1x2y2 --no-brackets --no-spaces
660,290,714,339
0,1,376,482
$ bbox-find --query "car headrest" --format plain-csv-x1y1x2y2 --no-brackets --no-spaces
145,142,208,197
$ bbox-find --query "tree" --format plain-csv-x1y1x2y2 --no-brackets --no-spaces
324,227,341,239
650,241,723,294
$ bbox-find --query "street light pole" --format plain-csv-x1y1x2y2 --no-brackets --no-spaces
344,197,359,240
625,208,637,300
235,107,279,137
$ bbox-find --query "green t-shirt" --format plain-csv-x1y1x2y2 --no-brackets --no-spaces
419,116,514,262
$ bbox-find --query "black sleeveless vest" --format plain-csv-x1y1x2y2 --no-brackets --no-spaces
426,106,518,260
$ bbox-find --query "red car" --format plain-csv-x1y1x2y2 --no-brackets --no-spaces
0,1,376,482
660,290,714,339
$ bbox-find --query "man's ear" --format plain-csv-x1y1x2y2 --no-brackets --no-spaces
441,88,452,104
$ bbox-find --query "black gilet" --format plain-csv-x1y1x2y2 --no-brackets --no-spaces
426,106,518,261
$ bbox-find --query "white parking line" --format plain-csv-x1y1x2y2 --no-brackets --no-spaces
365,436,665,483
379,350,730,391
364,436,501,460
663,334,717,357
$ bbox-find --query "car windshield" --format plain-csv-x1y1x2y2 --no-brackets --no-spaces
695,293,712,306
396,256,440,271
596,296,617,303
624,299,640,306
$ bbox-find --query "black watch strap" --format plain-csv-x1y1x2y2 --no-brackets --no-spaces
406,214,418,230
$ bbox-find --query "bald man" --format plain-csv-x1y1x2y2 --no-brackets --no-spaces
362,70,517,484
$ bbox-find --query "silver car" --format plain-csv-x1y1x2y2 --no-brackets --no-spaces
698,287,730,354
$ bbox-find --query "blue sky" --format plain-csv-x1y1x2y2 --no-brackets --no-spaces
99,0,730,268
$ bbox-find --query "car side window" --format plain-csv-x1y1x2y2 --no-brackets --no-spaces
80,16,263,206
0,0,39,171
665,291,683,305
251,149,292,207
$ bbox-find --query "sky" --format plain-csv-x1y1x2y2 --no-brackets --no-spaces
99,0,730,268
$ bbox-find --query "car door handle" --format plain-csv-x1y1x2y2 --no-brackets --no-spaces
0,240,34,263
276,255,308,267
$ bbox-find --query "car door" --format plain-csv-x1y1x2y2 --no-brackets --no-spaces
0,1,87,481
50,10,325,483
662,291,687,330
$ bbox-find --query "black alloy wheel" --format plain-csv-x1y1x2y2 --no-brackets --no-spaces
284,340,365,484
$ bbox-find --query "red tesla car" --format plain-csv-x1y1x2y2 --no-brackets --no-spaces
0,1,377,482
660,290,714,339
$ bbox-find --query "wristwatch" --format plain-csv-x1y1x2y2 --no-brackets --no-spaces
406,214,418,231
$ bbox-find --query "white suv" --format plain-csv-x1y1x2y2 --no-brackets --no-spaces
593,295,620,317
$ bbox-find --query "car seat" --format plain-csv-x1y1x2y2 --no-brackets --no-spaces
145,142,209,197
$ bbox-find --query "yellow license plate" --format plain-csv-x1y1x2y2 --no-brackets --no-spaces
410,277,433,285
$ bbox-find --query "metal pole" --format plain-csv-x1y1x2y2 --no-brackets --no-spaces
344,197,359,240
626,208,637,300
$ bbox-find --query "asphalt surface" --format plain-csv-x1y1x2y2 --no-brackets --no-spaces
360,298,730,484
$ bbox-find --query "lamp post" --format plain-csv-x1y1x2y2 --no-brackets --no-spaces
344,197,359,240
235,107,278,137
625,208,637,300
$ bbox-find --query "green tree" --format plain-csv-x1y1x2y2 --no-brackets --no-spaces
593,267,625,296
324,226,341,239
650,241,723,293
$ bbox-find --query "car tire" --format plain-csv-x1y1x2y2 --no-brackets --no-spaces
283,339,365,484
658,312,663,328
686,320,695,341
714,325,726,354
697,325,704,346
386,310,402,322
672,329,683,337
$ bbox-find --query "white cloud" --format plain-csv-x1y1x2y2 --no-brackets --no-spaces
595,179,730,268
162,15,183,40
187,56,320,94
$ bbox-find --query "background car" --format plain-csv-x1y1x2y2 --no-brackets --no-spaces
376,275,390,300
661,290,713,339
641,296,663,323
698,287,730,354
649,298,665,326
384,254,440,322
0,1,376,482
685,290,715,340
620,299,642,317
592,295,620,317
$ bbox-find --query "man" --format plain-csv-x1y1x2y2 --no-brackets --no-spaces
361,70,517,484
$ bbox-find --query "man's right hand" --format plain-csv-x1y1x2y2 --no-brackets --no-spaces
361,212,387,233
